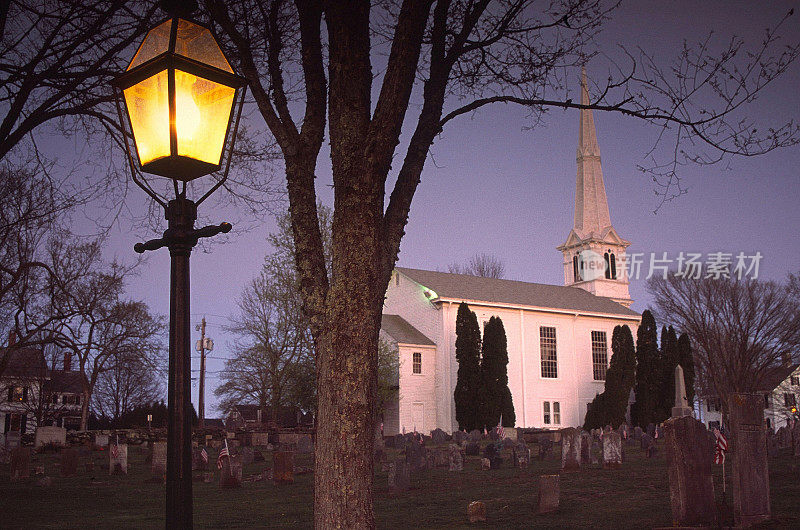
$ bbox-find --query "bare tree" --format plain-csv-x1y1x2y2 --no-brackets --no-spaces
92,349,164,425
448,253,506,278
196,1,800,525
648,273,800,411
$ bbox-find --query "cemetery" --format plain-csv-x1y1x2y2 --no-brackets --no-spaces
2,424,800,528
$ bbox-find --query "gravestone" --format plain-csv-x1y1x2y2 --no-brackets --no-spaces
538,438,553,460
34,426,67,448
10,447,31,480
483,443,502,469
94,433,109,448
502,437,515,450
465,441,480,456
254,449,265,462
392,434,406,450
560,427,581,472
671,365,693,418
590,442,600,465
480,458,491,470
664,415,716,526
5,431,21,449
537,474,560,514
60,447,79,477
250,432,270,447
387,460,410,493
579,431,592,467
433,447,449,468
273,451,294,484
296,433,312,454
602,431,622,469
219,454,243,488
468,501,486,523
728,392,770,527
241,446,254,465
512,442,530,469
452,430,467,446
468,429,483,442
430,428,449,445
109,444,128,475
406,439,428,472
641,433,654,455
633,426,643,441
151,441,167,481
504,427,517,442
646,423,656,438
448,443,464,471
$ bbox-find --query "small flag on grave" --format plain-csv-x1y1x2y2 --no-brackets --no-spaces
217,440,230,470
496,423,505,440
201,447,208,464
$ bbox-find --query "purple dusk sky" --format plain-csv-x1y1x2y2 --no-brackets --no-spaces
70,1,800,416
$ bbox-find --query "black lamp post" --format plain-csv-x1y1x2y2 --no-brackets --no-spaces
112,7,246,528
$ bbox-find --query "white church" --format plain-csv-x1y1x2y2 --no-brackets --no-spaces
380,71,641,435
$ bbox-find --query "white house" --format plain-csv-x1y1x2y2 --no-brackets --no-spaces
380,70,641,435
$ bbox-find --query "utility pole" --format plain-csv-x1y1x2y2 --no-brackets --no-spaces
195,317,212,429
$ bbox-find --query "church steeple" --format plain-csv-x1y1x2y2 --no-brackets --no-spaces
574,67,611,237
557,68,632,308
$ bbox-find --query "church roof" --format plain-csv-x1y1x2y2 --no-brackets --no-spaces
397,267,639,318
756,363,799,392
381,314,435,346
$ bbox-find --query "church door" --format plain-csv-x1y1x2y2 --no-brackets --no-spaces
411,402,424,433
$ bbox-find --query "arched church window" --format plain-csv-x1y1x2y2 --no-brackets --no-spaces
610,253,617,279
572,256,579,282
604,252,611,279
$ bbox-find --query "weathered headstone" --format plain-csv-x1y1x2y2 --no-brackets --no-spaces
219,454,243,488
273,450,294,484
34,426,67,448
387,459,410,493
241,446,254,465
254,449,265,462
448,443,464,471
430,428,449,445
512,442,530,469
297,434,313,454
538,438,553,460
483,443,502,469
452,430,467,446
536,474,560,514
60,447,79,477
250,432,270,447
664,415,716,526
647,423,656,439
633,426,643,441
480,457,491,470
560,427,581,472
468,429,483,442
406,439,428,472
602,431,622,469
5,431,21,449
151,441,167,481
109,444,128,475
641,433,654,457
94,433,109,448
579,431,592,467
504,427,517,442
671,365,693,418
465,441,480,456
728,392,770,527
10,447,31,480
467,501,486,523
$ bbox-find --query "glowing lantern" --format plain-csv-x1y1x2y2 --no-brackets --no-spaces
114,18,245,181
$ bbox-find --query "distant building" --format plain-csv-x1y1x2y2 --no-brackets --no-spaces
379,70,640,435
224,403,312,430
1,334,86,435
697,363,800,432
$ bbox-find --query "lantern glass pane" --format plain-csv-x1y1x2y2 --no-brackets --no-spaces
127,19,171,71
175,69,235,165
175,19,233,73
123,70,170,165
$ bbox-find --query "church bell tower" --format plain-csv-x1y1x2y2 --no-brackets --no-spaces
557,68,632,308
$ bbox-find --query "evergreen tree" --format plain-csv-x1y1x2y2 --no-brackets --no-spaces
677,332,696,406
654,325,679,423
500,386,516,427
454,302,482,431
479,316,514,429
583,325,636,430
631,310,659,427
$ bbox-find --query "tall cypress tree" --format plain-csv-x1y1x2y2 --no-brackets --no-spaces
479,316,514,429
454,302,482,431
654,325,679,423
677,332,696,406
631,310,659,427
584,324,636,430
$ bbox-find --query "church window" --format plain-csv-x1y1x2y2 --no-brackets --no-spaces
412,352,422,374
553,402,561,424
543,401,551,424
604,252,611,279
591,331,608,380
572,256,579,282
610,253,617,279
540,327,557,378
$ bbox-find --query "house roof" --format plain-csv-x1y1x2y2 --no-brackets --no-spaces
204,418,225,429
381,314,435,346
396,267,639,318
43,370,86,394
233,404,261,421
757,363,799,392
0,347,48,379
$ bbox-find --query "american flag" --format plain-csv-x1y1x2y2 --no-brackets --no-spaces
217,440,230,470
110,435,119,459
496,423,505,440
201,447,208,464
713,428,728,465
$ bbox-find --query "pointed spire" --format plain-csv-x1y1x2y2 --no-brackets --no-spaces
574,67,611,235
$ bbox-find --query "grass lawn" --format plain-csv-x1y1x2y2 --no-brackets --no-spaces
1,439,799,529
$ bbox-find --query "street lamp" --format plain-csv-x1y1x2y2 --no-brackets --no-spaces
112,8,245,529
